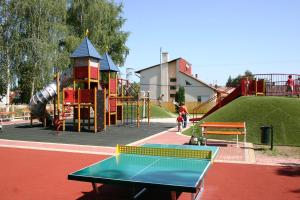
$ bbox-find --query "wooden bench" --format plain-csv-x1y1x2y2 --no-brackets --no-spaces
200,122,246,147
0,112,15,122
22,108,31,120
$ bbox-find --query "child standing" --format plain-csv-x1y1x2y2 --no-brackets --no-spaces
177,113,184,132
179,103,189,128
286,75,295,96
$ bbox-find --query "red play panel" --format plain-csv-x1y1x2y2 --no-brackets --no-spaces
0,147,299,200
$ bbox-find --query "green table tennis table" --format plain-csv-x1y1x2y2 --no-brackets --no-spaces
68,144,219,200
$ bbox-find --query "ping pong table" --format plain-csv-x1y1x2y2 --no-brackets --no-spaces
68,144,219,200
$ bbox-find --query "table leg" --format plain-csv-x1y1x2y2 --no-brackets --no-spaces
133,188,147,199
91,182,99,200
171,191,177,200
92,182,99,193
192,179,205,200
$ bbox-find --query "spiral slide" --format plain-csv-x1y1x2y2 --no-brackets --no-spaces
29,68,73,123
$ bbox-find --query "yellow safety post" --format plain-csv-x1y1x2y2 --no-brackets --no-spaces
94,87,97,133
104,88,106,131
147,92,150,126
56,72,60,118
62,88,65,131
78,88,81,132
137,97,140,128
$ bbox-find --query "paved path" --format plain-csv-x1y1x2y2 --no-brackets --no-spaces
0,119,253,164
1,118,299,166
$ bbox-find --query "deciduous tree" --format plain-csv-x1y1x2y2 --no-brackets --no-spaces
67,0,129,66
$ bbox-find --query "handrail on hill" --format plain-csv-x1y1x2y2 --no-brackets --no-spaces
191,87,235,124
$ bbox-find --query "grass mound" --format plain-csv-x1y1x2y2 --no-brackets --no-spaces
123,103,175,118
184,96,300,146
150,104,176,118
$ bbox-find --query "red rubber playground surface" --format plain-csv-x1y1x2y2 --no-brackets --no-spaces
0,147,299,200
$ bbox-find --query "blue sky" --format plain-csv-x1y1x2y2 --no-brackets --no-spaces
118,0,300,85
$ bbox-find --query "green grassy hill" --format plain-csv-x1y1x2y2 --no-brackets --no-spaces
150,104,176,118
123,104,175,119
184,96,300,146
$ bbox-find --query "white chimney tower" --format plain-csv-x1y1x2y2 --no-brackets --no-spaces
160,51,169,101
162,52,169,63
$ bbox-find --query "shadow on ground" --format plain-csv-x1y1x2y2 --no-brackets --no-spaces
77,184,180,200
277,166,300,177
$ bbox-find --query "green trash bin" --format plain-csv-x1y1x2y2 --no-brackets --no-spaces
260,126,272,144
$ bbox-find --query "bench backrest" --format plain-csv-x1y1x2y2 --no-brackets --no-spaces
200,122,245,128
0,112,15,115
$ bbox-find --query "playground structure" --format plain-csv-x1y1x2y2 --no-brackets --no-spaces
191,73,300,123
29,37,150,133
248,74,300,96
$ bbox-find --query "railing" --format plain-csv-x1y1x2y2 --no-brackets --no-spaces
252,74,300,96
190,73,300,125
192,87,233,112
201,86,242,119
191,87,234,123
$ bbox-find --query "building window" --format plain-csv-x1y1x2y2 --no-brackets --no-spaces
170,94,176,98
185,80,192,85
170,85,176,90
170,78,176,82
197,96,202,102
198,96,209,102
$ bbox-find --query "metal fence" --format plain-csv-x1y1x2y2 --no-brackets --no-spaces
253,74,300,96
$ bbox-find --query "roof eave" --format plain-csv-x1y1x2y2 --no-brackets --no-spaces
179,71,218,92
135,57,181,73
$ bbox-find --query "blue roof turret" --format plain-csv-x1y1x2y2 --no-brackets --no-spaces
70,37,102,60
100,52,120,72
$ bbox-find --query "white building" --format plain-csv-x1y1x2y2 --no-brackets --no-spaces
135,53,218,102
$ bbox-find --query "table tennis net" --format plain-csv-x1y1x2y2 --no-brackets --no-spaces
116,145,212,160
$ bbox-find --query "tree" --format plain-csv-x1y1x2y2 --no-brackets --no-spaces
129,82,140,100
0,0,129,103
226,76,232,87
0,0,9,100
14,0,68,97
226,70,254,87
0,0,22,104
67,0,129,66
0,0,68,102
175,86,185,112
0,65,7,101
244,70,253,77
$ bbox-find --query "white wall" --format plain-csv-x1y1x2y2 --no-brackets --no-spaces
140,66,161,100
161,62,169,101
178,74,216,102
138,59,216,103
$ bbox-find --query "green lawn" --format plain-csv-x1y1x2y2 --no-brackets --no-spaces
150,104,176,118
122,103,175,119
183,96,300,146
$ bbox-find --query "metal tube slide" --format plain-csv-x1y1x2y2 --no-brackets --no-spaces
29,68,73,121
